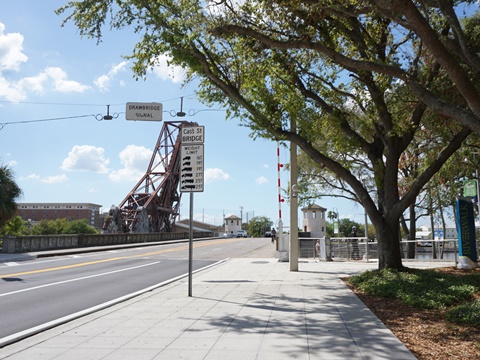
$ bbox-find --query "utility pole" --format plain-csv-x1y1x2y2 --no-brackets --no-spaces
240,206,243,228
290,117,299,271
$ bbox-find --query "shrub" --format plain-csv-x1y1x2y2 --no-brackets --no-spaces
349,268,478,310
446,299,480,326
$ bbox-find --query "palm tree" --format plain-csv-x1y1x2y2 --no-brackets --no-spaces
0,164,22,228
327,210,339,224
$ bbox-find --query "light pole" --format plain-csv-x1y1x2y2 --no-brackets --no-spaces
240,206,243,228
290,118,299,271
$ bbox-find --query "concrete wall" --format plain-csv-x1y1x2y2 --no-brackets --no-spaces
2,231,214,254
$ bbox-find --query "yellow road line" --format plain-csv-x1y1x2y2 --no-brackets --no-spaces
0,237,251,278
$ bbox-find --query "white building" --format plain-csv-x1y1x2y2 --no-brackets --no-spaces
301,204,327,238
417,225,458,239
224,215,242,236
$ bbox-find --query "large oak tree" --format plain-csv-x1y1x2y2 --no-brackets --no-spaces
57,0,479,269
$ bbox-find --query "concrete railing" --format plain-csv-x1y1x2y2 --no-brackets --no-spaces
1,231,215,254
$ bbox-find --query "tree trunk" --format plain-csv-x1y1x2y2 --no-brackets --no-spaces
374,217,404,270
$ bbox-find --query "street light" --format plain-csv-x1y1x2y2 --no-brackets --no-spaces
290,118,299,271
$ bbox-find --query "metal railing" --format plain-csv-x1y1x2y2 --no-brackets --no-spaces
298,237,476,262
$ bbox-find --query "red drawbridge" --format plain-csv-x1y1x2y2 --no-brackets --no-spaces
103,120,197,233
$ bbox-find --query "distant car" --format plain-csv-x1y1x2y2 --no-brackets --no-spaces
236,230,248,238
264,231,271,238
417,241,432,247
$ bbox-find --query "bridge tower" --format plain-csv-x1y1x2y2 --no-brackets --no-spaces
103,120,196,233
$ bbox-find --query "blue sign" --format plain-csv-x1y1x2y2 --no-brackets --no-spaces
455,198,478,263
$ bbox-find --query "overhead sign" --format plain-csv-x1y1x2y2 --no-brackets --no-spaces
180,144,204,192
126,102,163,121
181,126,204,144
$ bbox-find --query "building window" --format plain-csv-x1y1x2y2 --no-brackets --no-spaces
304,212,308,219
312,211,316,219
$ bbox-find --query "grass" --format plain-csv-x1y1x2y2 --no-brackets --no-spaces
348,267,480,326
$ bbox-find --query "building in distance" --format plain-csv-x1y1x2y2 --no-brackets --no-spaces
17,203,103,229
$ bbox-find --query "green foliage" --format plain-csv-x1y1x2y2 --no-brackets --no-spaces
0,216,29,236
1,217,98,248
30,219,68,235
446,299,480,326
338,218,363,237
0,164,22,228
64,219,98,234
247,216,273,237
29,219,97,235
349,268,479,310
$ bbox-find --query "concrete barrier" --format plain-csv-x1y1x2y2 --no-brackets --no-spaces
1,232,214,253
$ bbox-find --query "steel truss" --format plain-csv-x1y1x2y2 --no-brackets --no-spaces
104,121,196,233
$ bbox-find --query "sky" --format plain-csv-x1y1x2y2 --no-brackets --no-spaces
0,1,369,229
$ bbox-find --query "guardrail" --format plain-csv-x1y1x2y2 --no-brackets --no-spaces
1,231,216,254
299,237,474,261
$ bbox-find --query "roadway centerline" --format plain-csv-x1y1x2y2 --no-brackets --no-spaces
0,237,251,278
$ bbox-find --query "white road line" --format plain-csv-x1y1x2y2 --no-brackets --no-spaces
4,262,19,266
0,259,228,348
0,261,161,298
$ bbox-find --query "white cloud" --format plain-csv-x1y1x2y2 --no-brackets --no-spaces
0,75,26,101
109,145,152,182
0,23,89,101
256,176,268,184
0,67,89,101
150,55,185,84
263,164,269,169
17,72,48,94
0,22,28,72
205,168,230,183
61,145,110,173
19,173,67,184
42,174,68,184
94,61,129,92
44,67,90,93
19,173,40,181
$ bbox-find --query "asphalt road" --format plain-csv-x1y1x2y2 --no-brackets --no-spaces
0,236,275,345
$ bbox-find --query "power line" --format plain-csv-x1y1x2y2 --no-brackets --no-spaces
0,95,225,129
0,114,96,130
0,100,115,107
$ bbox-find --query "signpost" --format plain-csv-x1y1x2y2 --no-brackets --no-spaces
125,102,163,121
181,125,205,296
180,144,204,192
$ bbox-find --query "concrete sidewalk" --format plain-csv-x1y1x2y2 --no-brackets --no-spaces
0,257,448,360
